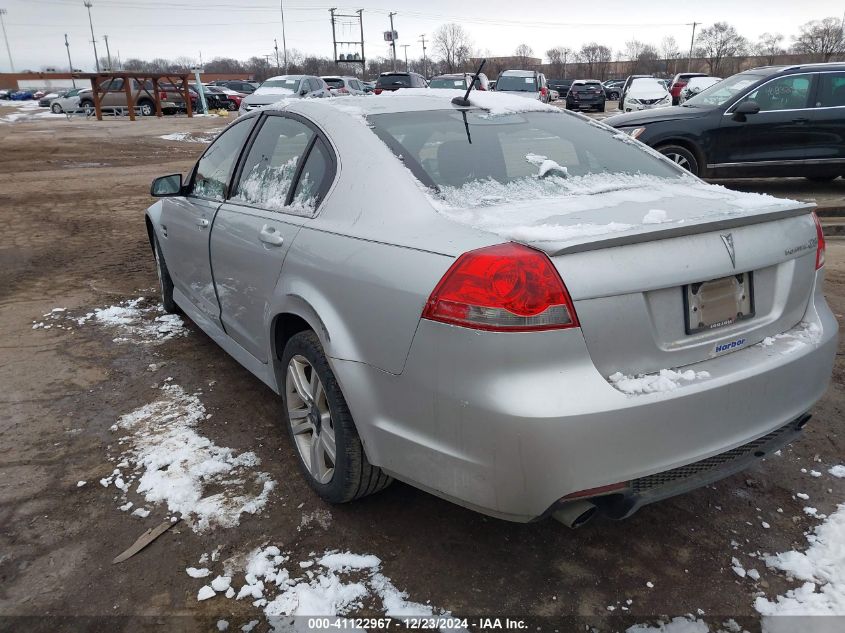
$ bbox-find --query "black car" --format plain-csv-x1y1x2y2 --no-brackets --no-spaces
565,80,606,112
374,71,427,94
547,79,573,96
605,63,845,180
210,80,257,94
603,79,625,100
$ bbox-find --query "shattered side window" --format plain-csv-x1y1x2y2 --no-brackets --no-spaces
190,119,254,201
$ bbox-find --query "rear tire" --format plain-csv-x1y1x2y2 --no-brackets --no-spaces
79,99,94,113
657,144,700,176
153,236,179,314
138,100,154,116
281,331,392,504
51,103,63,114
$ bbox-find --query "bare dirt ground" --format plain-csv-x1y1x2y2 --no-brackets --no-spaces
0,113,843,633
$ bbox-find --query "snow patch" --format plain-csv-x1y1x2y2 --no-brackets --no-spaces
108,384,275,532
609,368,711,395
643,208,670,224
829,465,845,478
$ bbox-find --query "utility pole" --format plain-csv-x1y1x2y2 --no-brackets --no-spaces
687,21,699,72
0,8,13,72
274,38,280,73
83,1,99,72
103,34,112,70
419,34,427,78
64,34,76,86
401,44,410,71
388,12,397,71
280,0,287,72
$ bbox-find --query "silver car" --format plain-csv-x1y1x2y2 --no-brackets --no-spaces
146,92,837,527
238,75,331,116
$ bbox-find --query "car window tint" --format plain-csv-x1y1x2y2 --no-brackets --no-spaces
816,72,845,107
190,119,254,201
291,138,332,214
741,75,812,111
232,116,314,211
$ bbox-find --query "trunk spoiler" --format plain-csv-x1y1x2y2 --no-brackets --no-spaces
542,203,815,257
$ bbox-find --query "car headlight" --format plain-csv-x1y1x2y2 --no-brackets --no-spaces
660,95,670,103
627,98,640,104
625,127,646,139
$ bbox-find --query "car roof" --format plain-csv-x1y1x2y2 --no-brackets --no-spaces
501,70,535,76
265,75,305,81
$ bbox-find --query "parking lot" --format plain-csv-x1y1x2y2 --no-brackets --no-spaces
1,105,844,633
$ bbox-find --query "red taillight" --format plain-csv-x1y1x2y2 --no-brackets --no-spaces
422,243,579,332
540,86,548,96
374,87,383,95
159,91,167,100
813,211,826,269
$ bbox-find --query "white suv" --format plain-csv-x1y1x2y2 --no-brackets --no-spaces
494,70,550,102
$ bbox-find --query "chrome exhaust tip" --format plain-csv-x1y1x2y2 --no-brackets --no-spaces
552,500,597,529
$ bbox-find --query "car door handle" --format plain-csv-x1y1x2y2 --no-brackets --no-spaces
792,117,810,124
259,224,284,246
196,218,209,228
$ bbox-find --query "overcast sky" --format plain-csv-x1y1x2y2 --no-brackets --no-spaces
2,0,843,72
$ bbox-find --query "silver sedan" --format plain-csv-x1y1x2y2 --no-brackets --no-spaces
146,90,837,527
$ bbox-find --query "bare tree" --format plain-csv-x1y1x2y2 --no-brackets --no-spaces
546,46,572,78
660,36,680,73
514,43,534,67
433,23,473,72
577,43,613,79
793,17,845,62
755,33,785,64
695,22,748,75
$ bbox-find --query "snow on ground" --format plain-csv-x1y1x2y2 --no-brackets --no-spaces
830,466,845,478
627,617,749,633
32,296,188,344
754,502,845,619
0,100,68,123
608,368,711,395
103,383,276,533
192,546,453,626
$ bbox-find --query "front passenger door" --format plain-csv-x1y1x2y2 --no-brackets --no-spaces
159,118,255,325
714,73,816,176
210,114,335,362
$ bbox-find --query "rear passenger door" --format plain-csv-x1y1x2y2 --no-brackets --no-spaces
807,71,845,166
210,113,335,362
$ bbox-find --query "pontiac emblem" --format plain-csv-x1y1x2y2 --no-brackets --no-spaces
720,233,736,269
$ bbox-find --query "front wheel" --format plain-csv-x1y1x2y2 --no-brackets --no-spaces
51,103,63,114
657,144,700,176
281,331,392,503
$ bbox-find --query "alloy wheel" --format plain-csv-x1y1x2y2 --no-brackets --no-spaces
286,355,336,484
666,152,691,171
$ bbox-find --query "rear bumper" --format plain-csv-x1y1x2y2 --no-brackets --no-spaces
333,273,838,522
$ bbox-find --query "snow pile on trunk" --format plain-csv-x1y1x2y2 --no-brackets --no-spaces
754,502,845,617
191,546,451,624
759,322,823,356
105,384,275,532
77,297,188,344
609,368,711,395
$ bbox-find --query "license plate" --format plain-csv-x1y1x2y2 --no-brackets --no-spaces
684,272,754,334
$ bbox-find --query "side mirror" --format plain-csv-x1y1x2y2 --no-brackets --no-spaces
299,88,308,96
150,174,183,197
733,100,760,121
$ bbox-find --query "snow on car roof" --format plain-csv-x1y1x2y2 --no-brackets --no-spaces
278,88,559,119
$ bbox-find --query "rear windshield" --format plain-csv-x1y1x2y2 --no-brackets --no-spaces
368,110,681,200
431,77,467,89
496,75,537,92
323,78,345,88
377,74,411,88
571,84,602,92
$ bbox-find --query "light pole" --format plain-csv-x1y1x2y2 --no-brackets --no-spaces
401,44,410,71
0,8,14,73
388,12,397,71
103,34,112,70
83,1,99,72
65,34,76,86
280,0,287,72
687,21,699,72
419,34,427,78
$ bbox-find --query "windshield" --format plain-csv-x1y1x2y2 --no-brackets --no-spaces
377,74,411,88
684,72,763,107
496,75,537,92
431,77,467,89
571,83,602,92
367,110,681,202
630,79,666,94
261,78,300,90
323,78,345,88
